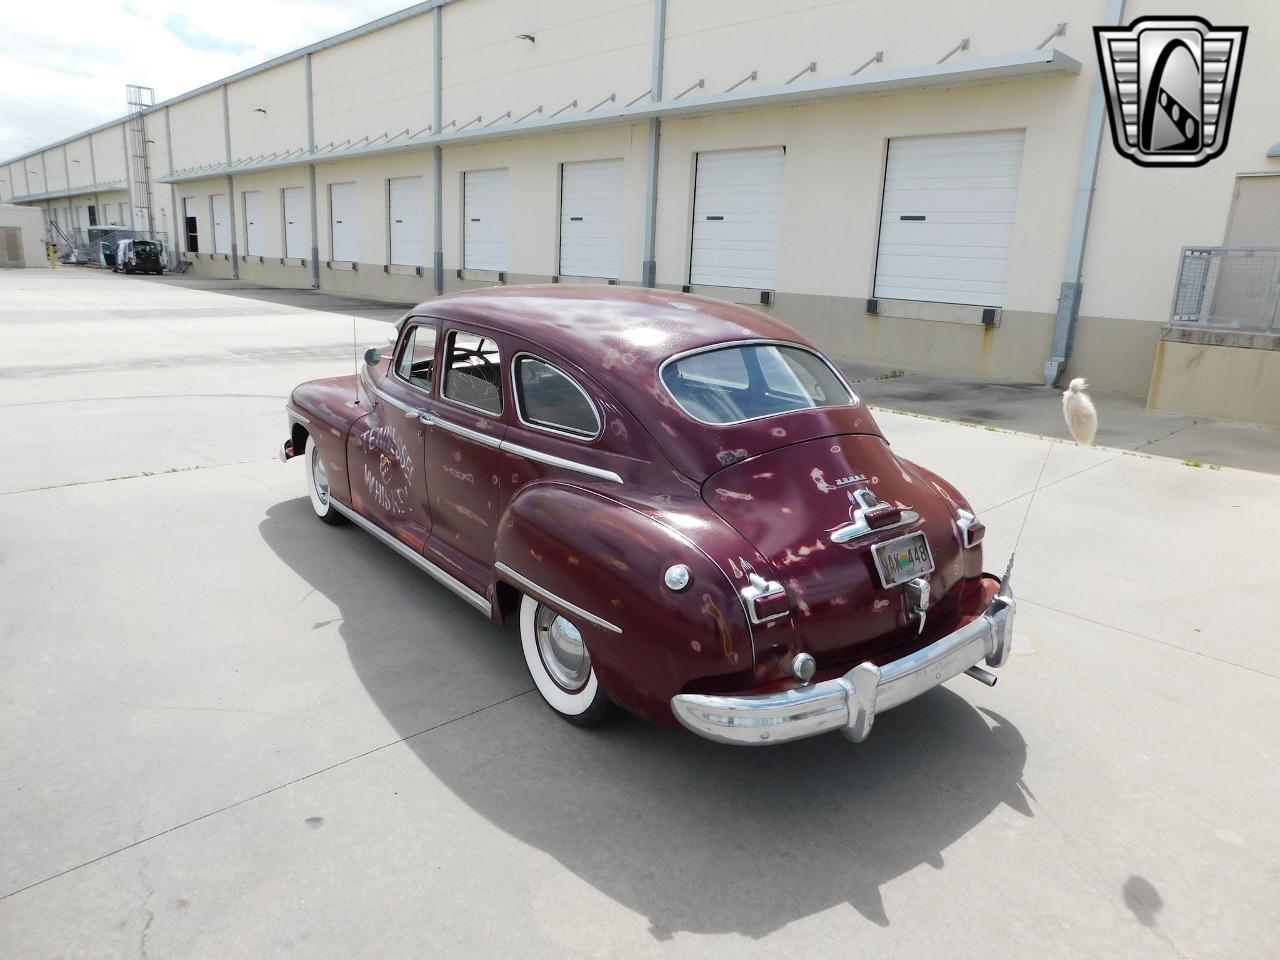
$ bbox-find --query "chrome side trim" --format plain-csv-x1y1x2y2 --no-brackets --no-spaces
423,410,503,449
329,500,492,616
494,561,622,634
499,440,624,484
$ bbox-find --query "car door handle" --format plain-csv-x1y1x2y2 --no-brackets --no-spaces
404,407,423,419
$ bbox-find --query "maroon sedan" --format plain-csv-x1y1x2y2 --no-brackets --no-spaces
280,286,1014,744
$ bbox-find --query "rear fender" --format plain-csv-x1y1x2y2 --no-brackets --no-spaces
494,482,758,725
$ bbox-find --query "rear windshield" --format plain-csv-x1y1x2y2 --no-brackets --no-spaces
133,241,158,252
661,344,854,425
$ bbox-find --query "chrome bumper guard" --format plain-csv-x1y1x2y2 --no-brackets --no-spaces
671,573,1015,746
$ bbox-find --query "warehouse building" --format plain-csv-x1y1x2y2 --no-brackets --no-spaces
3,0,1277,424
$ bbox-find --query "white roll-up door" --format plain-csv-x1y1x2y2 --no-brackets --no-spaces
559,158,624,279
329,182,358,263
690,146,784,290
282,187,306,260
874,130,1026,306
211,194,230,254
243,190,264,256
463,169,508,271
388,176,426,266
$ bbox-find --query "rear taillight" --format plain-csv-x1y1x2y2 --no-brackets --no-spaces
956,509,985,548
741,573,789,624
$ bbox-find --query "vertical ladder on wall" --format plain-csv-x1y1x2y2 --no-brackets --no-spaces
126,84,157,240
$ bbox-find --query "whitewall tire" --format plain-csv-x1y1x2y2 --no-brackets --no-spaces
519,594,615,726
306,441,344,526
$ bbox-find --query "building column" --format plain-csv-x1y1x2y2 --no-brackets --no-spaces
305,53,320,290
221,84,239,279
120,124,135,231
165,106,179,268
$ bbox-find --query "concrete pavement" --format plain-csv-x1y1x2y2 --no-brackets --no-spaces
1,269,1276,958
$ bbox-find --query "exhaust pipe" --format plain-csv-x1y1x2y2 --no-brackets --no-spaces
964,665,998,687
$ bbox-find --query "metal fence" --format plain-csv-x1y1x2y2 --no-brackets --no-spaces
1170,246,1280,331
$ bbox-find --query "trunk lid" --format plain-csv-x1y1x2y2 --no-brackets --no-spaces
702,434,969,665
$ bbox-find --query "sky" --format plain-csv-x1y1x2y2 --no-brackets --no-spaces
0,0,406,161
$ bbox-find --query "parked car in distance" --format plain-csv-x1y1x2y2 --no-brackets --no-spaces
280,286,1014,745
113,238,163,275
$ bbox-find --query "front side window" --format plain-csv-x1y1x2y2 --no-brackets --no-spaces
443,331,502,415
396,323,438,394
515,356,600,438
661,344,854,425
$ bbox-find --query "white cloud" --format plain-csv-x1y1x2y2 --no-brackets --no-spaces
0,0,405,161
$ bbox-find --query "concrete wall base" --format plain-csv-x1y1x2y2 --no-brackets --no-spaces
184,255,1163,398
1148,331,1280,426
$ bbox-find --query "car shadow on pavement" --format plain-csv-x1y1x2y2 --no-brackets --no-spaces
261,497,1033,937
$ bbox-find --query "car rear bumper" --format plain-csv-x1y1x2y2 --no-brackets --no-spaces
670,570,1015,745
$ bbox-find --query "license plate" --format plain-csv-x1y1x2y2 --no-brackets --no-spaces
871,532,935,588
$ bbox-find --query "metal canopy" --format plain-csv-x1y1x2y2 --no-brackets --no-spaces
156,47,1081,186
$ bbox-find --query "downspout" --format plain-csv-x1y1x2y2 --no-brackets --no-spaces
305,53,321,290
640,0,667,287
1044,0,1126,386
63,145,80,244
88,137,100,246
432,4,444,296
164,107,177,268
222,84,240,279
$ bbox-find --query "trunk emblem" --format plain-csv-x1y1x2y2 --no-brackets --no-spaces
830,489,919,544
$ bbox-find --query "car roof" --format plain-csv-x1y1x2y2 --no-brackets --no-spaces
409,285,811,371
405,285,872,481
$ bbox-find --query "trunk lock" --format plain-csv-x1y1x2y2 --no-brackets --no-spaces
903,577,931,635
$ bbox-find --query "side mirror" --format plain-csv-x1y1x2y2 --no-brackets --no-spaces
363,347,382,366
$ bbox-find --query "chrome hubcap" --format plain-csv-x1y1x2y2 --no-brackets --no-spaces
311,451,330,506
535,606,590,691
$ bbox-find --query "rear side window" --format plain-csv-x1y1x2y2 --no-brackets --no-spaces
443,330,502,415
396,324,438,393
515,356,600,438
661,344,854,425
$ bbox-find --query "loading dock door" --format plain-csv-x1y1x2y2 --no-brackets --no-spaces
329,182,358,263
690,146,784,290
243,190,264,257
182,197,198,253
463,169,509,272
559,158,624,279
388,176,426,267
874,130,1026,306
283,187,306,260
211,194,231,254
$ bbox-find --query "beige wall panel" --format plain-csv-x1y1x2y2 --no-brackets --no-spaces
312,16,435,149
143,112,171,177
46,150,68,192
663,0,1105,99
440,123,650,281
656,75,1089,314
64,138,94,190
169,90,227,171
442,0,652,129
315,152,435,266
89,127,127,187
1081,0,1280,326
229,60,308,159
1147,340,1280,426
